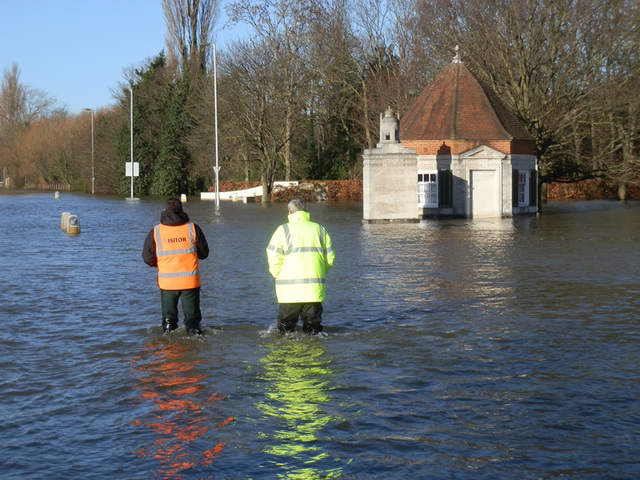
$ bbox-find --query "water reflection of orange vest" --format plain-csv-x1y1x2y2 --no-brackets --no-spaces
132,339,233,477
154,223,201,290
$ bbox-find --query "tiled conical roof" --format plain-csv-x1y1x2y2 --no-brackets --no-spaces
399,56,534,153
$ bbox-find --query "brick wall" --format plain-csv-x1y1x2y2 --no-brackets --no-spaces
401,139,534,156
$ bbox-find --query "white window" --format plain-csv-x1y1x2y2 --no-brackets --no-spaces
518,171,529,206
418,171,438,207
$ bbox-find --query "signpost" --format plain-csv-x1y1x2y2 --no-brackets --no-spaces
126,162,139,199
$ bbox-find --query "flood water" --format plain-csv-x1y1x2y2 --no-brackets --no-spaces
1,191,639,479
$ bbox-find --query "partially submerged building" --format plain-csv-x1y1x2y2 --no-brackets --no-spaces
363,49,538,222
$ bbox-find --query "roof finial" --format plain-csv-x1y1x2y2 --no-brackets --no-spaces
453,45,462,64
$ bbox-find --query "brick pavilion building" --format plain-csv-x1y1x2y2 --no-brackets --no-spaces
363,48,538,222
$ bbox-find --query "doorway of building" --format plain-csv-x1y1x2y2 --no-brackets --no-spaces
470,170,498,217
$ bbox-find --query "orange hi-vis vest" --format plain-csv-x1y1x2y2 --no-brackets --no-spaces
154,222,201,290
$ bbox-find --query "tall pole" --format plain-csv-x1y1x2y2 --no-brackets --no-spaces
130,88,134,199
90,109,95,194
205,42,220,207
84,108,95,194
213,43,220,207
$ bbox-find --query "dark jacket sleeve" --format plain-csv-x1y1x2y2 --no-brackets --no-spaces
142,229,157,267
195,224,209,260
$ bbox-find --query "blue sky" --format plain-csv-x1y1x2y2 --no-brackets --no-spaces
0,0,243,114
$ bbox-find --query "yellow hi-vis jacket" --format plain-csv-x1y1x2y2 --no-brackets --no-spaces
266,210,335,303
154,222,201,290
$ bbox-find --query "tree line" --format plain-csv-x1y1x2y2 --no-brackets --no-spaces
1,0,638,201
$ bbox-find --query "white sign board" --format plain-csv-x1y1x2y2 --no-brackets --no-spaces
125,162,139,177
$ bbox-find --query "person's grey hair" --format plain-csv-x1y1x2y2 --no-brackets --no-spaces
288,197,307,213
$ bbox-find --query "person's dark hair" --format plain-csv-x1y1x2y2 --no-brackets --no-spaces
166,197,183,213
288,197,307,213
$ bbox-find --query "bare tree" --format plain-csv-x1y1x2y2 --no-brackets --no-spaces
0,63,26,126
221,37,293,201
227,0,318,181
311,0,395,150
310,0,435,151
416,0,640,198
1,63,55,127
0,62,57,187
163,0,221,74
592,2,640,200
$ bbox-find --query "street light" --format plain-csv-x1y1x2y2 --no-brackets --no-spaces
84,108,95,194
204,42,220,207
130,87,134,199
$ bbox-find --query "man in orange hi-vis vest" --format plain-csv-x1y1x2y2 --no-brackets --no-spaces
142,198,209,335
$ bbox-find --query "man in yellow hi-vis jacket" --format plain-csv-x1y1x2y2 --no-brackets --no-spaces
266,198,335,334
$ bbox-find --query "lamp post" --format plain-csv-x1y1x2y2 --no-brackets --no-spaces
130,87,134,199
204,42,220,207
84,108,95,194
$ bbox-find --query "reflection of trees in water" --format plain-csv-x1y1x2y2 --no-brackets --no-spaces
256,338,345,479
131,339,233,479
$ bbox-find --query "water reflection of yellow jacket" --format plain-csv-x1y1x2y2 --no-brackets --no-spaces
266,210,335,303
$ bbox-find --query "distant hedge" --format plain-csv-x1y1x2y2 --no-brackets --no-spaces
547,180,640,200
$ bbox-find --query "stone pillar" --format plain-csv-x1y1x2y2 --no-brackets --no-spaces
363,109,418,222
363,149,418,222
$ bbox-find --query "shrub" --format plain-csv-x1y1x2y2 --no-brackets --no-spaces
270,180,363,202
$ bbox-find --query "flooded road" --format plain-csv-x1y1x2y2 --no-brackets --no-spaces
1,192,639,479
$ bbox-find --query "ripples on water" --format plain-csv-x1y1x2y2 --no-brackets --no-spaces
1,192,639,479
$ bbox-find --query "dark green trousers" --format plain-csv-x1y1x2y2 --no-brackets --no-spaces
161,287,202,332
277,302,323,334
